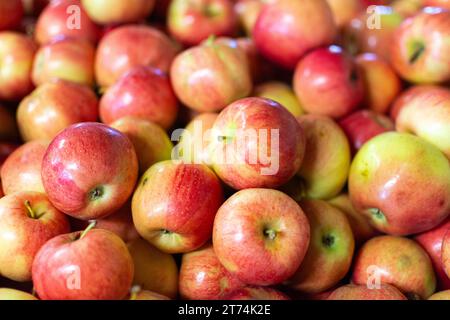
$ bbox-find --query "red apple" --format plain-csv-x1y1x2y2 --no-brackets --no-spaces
32,38,96,87
100,66,178,130
168,0,237,46
224,286,290,300
95,25,179,88
293,45,364,119
209,97,305,190
17,80,99,142
35,0,100,45
32,227,134,300
253,0,337,69
390,8,450,84
442,230,450,279
213,188,310,286
415,218,450,290
352,235,436,299
179,244,244,300
0,143,18,165
0,191,70,282
41,122,139,220
328,284,407,300
170,39,252,113
81,0,155,25
0,32,36,101
132,161,223,253
390,85,441,120
0,104,19,141
0,0,24,31
339,110,394,154
1,140,47,195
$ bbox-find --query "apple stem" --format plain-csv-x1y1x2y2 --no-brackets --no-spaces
130,285,141,300
24,200,36,219
79,220,97,240
264,229,277,240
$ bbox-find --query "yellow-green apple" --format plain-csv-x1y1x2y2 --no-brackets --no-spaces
1,140,47,195
443,230,450,278
0,104,19,141
213,188,310,286
0,191,70,282
170,39,252,113
224,286,290,300
254,81,304,118
0,0,24,31
327,284,407,300
35,0,100,45
179,244,244,300
352,235,436,299
287,200,354,294
95,25,179,88
128,287,171,300
328,194,379,246
355,53,402,114
17,80,99,142
296,115,351,200
253,0,336,69
32,227,134,300
32,38,95,87
127,238,178,299
339,110,394,154
111,117,173,173
428,290,450,300
415,218,450,290
209,97,305,190
81,0,155,25
349,132,450,235
395,85,450,159
100,66,178,130
168,0,237,46
0,288,37,300
390,8,450,84
424,0,450,9
326,0,362,28
0,32,36,101
132,161,223,253
234,0,264,36
294,45,364,119
42,122,139,220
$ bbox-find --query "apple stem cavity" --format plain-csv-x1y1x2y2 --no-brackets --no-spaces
408,42,425,64
264,228,277,241
89,186,104,202
322,234,335,248
24,200,37,219
79,220,97,240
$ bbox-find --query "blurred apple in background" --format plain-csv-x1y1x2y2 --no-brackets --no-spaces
428,290,450,300
326,0,362,29
0,191,70,282
328,284,407,300
22,0,49,16
0,32,36,102
95,25,179,88
0,0,24,31
81,0,155,25
234,0,264,36
225,286,290,300
0,105,19,141
17,80,99,142
0,288,37,300
254,81,304,118
294,45,364,119
100,66,178,130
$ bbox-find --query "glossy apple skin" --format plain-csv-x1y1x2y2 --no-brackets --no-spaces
0,32,36,101
0,288,37,300
339,110,394,154
390,85,436,120
210,97,305,190
0,192,70,282
443,231,450,279
213,189,310,286
395,85,450,159
42,122,139,220
170,41,252,113
424,0,450,9
1,140,47,195
326,0,362,28
168,0,237,46
127,238,178,299
180,244,244,300
391,9,450,84
81,0,155,25
35,0,100,45
32,38,96,87
100,66,178,130
32,229,134,300
0,104,19,141
328,194,379,246
287,200,355,294
296,115,351,200
225,286,290,300
254,81,304,118
95,25,179,88
294,46,364,119
0,0,24,31
17,80,99,142
132,161,223,253
328,284,407,300
415,218,450,290
352,235,436,299
349,132,450,235
428,290,450,300
253,0,336,69
355,53,401,114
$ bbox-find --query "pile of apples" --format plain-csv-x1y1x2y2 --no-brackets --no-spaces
0,0,449,301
